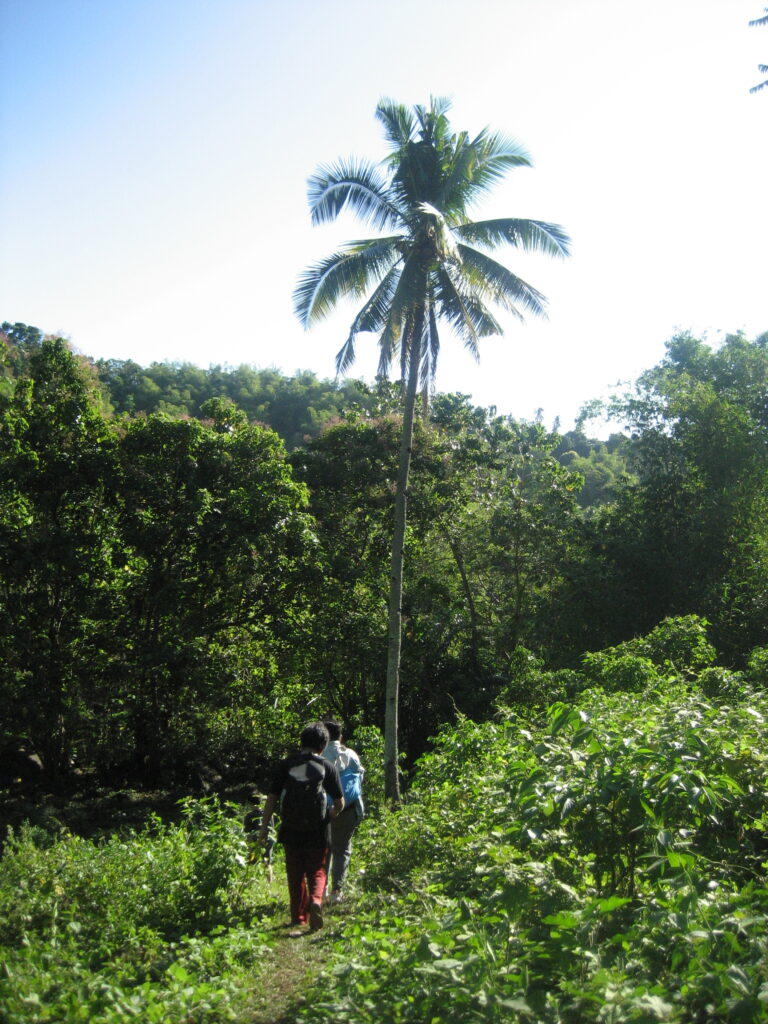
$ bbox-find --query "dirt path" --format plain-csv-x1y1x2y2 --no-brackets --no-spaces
244,918,339,1024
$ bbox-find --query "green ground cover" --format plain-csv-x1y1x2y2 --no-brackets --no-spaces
2,678,767,1023
303,684,768,1022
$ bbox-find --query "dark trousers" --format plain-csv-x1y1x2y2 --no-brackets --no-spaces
283,845,329,924
329,804,361,892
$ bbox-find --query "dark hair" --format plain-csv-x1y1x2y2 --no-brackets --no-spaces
300,721,330,751
324,719,343,742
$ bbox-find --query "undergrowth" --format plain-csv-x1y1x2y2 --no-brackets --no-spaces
297,683,768,1023
0,800,278,1023
2,665,768,1023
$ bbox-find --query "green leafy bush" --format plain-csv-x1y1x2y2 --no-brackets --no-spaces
351,724,385,818
583,616,717,692
746,645,768,687
582,651,660,692
697,665,748,700
302,682,768,1023
498,648,588,706
0,800,243,948
0,799,272,1024
641,615,717,674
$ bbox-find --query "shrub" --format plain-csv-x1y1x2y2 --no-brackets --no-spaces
499,648,588,706
642,614,716,674
0,799,274,1024
746,645,768,687
351,724,385,818
307,683,768,1024
696,666,748,700
582,615,716,692
582,651,660,692
0,800,245,949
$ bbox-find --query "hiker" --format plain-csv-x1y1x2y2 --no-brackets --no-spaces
322,719,365,902
259,721,343,933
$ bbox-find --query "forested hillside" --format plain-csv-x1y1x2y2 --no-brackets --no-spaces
2,322,768,1022
2,322,768,780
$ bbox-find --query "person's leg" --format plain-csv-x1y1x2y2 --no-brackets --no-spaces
283,846,309,924
304,846,329,930
329,808,359,893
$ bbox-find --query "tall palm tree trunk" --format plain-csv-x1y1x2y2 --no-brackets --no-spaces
384,311,423,802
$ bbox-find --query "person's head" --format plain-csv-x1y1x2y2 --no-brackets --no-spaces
323,719,343,742
300,720,330,752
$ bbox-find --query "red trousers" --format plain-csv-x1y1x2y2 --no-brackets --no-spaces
283,845,329,924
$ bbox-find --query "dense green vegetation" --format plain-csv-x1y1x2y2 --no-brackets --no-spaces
311,679,768,1022
2,320,768,1020
3,323,768,776
2,645,767,1021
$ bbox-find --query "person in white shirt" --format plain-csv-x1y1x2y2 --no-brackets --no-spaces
322,719,365,901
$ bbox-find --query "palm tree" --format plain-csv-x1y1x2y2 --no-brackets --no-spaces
294,97,570,801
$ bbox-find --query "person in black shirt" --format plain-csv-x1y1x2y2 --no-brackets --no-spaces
260,721,343,932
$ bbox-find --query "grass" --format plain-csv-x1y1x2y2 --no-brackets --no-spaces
244,914,342,1024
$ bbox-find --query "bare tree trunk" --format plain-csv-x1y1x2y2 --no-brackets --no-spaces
445,529,482,671
384,313,423,803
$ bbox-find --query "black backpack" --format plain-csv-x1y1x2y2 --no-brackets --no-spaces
280,754,328,831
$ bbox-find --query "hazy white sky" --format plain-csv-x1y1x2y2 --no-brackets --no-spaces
1,0,766,431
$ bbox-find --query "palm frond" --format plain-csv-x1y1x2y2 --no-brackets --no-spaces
414,96,453,149
437,264,506,350
376,315,401,380
335,333,358,377
433,267,487,358
451,131,533,209
308,159,404,230
750,65,768,92
424,302,441,389
347,264,403,336
368,254,424,378
401,302,429,386
456,245,549,319
389,137,444,211
293,238,401,326
376,98,416,151
399,311,409,382
749,6,767,93
454,218,571,258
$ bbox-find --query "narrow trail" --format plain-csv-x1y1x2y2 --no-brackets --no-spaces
243,905,346,1024
246,925,331,1019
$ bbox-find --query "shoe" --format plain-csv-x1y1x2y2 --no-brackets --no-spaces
309,902,324,932
327,891,343,905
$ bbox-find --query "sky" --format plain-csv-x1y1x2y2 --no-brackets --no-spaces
1,0,766,433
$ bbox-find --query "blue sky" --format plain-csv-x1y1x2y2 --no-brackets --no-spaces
1,0,766,432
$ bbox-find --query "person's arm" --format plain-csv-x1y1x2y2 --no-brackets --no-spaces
326,762,344,819
259,793,277,845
